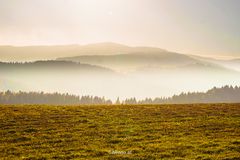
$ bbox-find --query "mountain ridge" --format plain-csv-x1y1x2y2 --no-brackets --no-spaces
58,51,238,74
0,60,114,74
0,42,168,61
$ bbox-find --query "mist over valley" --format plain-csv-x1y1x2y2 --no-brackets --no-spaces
1,43,240,100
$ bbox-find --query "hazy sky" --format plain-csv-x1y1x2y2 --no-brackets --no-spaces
0,0,240,57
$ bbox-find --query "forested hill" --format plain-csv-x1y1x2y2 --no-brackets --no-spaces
0,86,240,105
137,86,240,104
0,61,113,73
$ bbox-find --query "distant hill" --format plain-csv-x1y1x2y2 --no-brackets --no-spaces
58,51,238,74
59,52,195,72
0,42,166,61
0,60,113,74
2,42,239,74
229,58,240,63
0,45,81,61
191,55,240,72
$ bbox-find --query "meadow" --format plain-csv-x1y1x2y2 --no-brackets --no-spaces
0,104,239,159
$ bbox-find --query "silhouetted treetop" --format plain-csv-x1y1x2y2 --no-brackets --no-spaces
0,85,239,105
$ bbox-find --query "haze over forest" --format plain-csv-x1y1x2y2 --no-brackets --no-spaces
0,43,240,101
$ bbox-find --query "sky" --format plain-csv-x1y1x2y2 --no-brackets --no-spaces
0,0,240,57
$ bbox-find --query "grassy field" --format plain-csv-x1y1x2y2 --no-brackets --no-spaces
0,104,239,160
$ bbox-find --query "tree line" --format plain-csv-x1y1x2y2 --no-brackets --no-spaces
0,85,240,105
137,85,240,104
0,91,112,105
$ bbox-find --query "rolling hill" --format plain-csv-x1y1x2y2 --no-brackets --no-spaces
57,44,238,75
0,42,166,62
190,55,240,72
58,52,198,72
1,42,239,74
0,60,113,73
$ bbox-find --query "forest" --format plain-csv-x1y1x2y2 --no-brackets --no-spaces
0,85,239,105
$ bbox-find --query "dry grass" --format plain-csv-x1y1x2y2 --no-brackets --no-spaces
0,104,239,159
